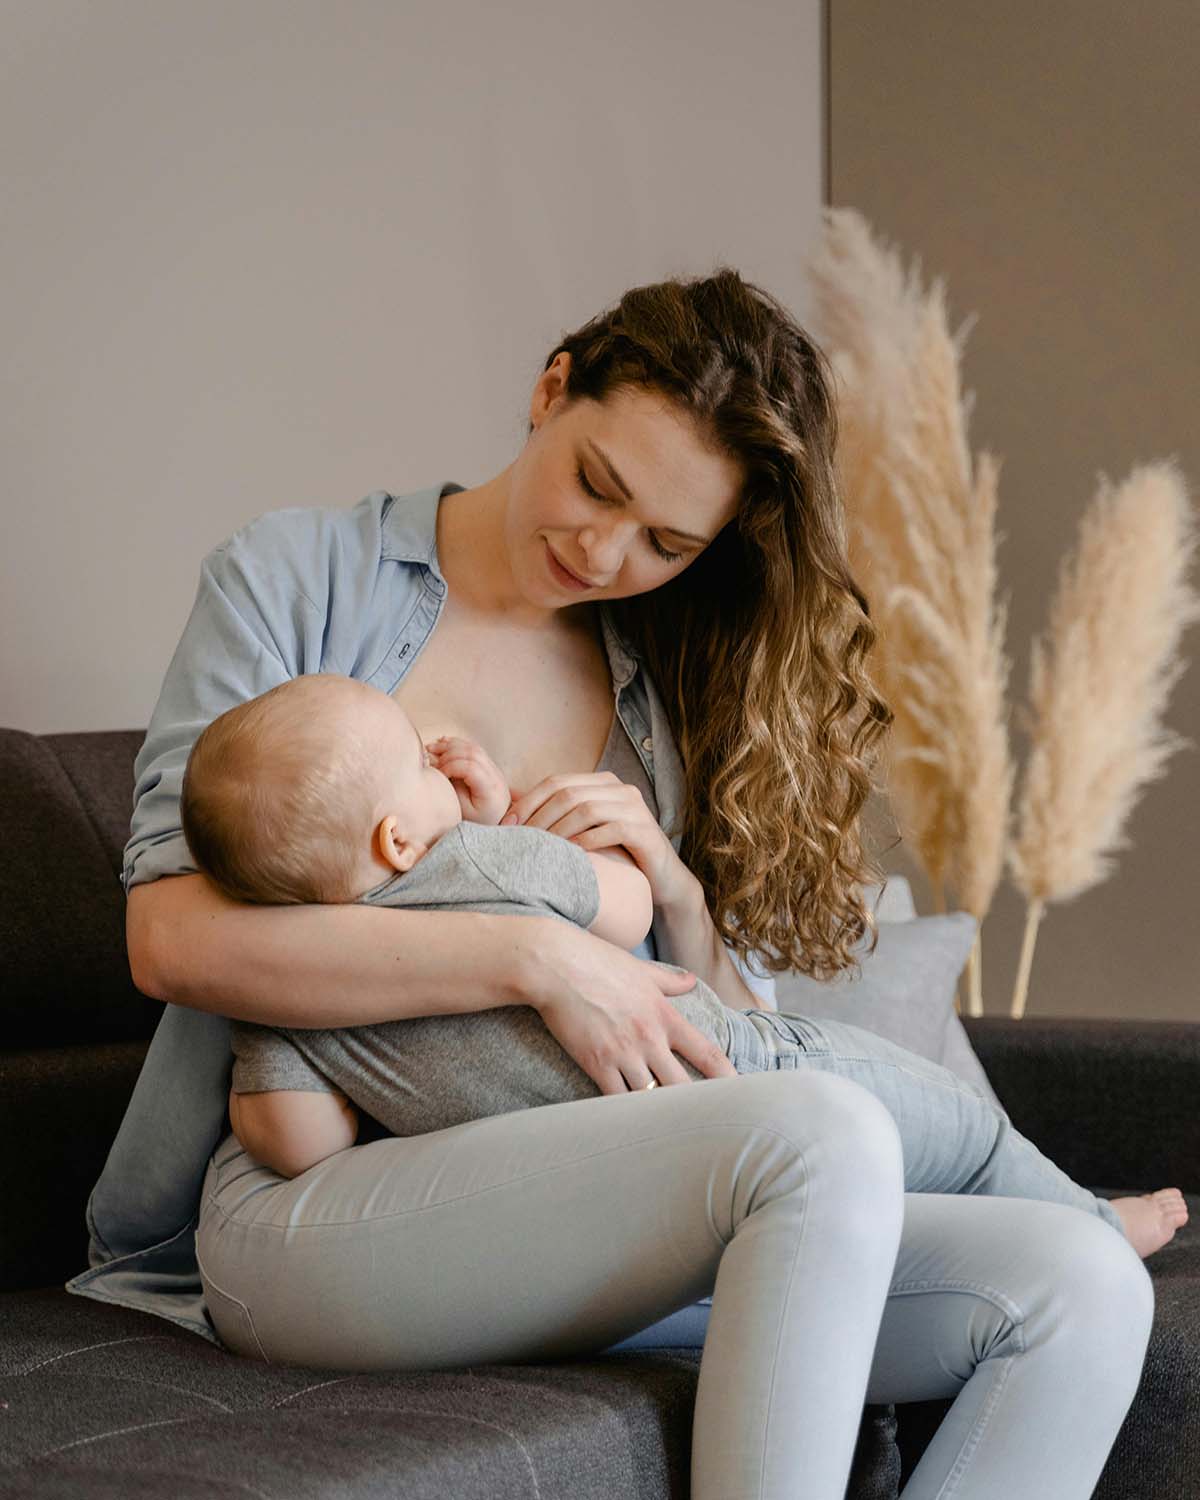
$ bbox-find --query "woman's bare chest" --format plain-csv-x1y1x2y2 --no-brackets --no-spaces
390,602,616,796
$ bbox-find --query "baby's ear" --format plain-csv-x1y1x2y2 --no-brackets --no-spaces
377,815,422,874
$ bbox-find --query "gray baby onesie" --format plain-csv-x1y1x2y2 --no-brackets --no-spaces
230,716,733,1137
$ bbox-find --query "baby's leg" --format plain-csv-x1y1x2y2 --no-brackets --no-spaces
723,1009,1157,1248
229,1087,359,1179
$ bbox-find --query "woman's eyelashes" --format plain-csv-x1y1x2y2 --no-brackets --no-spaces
574,464,683,563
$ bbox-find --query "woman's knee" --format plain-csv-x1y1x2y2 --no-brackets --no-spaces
1068,1209,1155,1330
1024,1203,1156,1355
712,1069,905,1197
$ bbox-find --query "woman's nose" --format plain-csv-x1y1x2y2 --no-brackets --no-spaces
580,522,635,573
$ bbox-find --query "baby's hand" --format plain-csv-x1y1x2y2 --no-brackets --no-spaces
425,736,511,824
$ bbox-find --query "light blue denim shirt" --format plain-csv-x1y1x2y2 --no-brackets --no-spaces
66,481,775,1342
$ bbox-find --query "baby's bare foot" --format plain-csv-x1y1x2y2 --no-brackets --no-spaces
1110,1188,1189,1258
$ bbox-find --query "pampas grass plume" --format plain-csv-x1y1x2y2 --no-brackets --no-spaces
1007,461,1200,1018
806,207,1015,1017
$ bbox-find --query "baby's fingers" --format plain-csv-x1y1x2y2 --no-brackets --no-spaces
427,736,477,758
433,755,474,777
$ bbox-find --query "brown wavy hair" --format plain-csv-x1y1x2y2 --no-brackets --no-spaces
533,267,898,982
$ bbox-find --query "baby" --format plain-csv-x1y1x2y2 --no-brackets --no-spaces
180,673,1187,1259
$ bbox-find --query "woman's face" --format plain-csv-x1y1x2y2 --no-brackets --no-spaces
511,352,743,604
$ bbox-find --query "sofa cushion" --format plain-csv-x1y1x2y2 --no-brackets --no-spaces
0,1289,902,1499
0,729,159,1048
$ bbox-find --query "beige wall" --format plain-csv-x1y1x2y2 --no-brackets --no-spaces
2,0,823,729
831,1,1199,1021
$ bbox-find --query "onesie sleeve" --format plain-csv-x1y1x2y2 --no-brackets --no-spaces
459,823,600,929
229,1019,341,1095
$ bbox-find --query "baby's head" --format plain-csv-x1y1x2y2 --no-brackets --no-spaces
181,674,461,905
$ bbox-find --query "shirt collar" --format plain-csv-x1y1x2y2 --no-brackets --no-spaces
598,605,639,687
379,481,462,580
379,481,642,686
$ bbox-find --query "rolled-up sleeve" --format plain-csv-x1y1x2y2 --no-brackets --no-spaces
122,509,336,893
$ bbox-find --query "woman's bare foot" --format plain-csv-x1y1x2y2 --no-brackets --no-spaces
1110,1188,1189,1257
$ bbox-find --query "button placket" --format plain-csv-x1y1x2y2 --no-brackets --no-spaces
614,693,654,784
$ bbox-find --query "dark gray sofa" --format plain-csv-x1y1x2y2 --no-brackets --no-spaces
1,725,1197,1498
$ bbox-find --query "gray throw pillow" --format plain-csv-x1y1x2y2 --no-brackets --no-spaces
871,875,917,922
772,878,1003,1110
938,1016,1002,1108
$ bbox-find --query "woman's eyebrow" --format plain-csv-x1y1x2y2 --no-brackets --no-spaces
584,438,713,545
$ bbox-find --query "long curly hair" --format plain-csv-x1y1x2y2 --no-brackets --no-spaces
535,267,898,982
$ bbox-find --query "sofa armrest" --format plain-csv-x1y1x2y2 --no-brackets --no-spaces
961,1017,1200,1193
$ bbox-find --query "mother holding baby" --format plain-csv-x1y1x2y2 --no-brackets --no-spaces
71,269,1153,1498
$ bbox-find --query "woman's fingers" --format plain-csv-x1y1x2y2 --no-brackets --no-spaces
631,1048,694,1089
667,1022,738,1081
620,990,734,1090
530,928,731,1094
656,985,738,1080
664,1029,737,1081
502,772,622,826
615,1030,727,1090
519,792,633,835
590,1062,636,1094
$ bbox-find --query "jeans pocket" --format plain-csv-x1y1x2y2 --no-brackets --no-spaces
199,1267,269,1362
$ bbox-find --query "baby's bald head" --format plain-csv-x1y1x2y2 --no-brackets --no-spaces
181,674,406,904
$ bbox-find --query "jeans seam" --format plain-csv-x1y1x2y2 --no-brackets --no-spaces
937,1353,1017,1498
203,1119,811,1236
758,1142,811,1500
889,1280,1027,1353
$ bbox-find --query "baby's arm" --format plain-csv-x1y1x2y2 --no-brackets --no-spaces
583,845,654,950
229,1086,358,1178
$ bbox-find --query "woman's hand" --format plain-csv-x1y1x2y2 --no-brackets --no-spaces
425,736,512,824
499,771,697,909
523,920,738,1092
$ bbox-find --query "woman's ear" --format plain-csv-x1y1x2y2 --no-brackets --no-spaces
530,351,571,430
376,815,424,874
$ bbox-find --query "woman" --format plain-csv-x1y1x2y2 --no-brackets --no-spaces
72,269,1154,1499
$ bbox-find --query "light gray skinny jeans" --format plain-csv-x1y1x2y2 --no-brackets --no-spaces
196,1010,1155,1499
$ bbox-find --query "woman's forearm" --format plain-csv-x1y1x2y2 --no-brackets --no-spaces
129,873,551,1027
655,877,762,1012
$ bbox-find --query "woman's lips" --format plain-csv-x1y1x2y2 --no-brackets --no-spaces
546,542,595,589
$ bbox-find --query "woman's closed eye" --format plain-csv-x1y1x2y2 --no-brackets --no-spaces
575,464,683,563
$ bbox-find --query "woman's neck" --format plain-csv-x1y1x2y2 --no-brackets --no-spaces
436,474,588,636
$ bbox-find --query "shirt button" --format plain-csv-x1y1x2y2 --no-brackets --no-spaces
641,736,653,752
